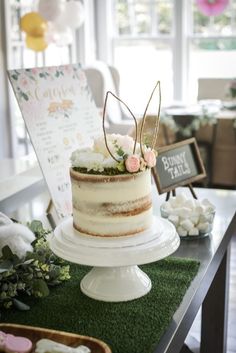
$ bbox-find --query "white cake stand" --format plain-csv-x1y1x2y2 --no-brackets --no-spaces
49,216,180,302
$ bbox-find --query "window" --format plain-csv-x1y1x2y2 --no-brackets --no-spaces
109,0,236,112
188,0,236,100
112,0,174,113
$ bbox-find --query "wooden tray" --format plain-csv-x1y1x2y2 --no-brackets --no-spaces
0,324,112,353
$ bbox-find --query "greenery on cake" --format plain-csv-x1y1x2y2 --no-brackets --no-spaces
72,167,127,176
0,220,70,311
71,134,157,175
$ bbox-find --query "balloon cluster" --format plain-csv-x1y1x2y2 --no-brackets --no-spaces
20,0,85,52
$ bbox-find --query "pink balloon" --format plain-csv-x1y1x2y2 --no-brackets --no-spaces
196,0,229,16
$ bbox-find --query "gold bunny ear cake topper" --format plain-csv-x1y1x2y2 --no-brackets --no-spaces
140,80,161,155
71,83,160,175
102,81,161,167
102,90,138,162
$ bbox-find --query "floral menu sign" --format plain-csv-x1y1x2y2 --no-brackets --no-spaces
8,64,102,218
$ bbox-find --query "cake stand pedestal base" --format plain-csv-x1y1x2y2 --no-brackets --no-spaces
50,216,180,302
80,265,151,302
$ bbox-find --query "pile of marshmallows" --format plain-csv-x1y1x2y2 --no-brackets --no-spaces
161,193,215,237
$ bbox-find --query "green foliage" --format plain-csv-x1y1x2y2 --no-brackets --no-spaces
2,258,200,353
161,106,218,138
0,221,70,311
196,38,236,51
73,166,127,176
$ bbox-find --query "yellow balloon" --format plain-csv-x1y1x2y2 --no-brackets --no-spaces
26,35,48,52
20,12,48,37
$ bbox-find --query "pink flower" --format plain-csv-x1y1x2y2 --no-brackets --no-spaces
144,150,156,168
31,68,38,75
20,77,29,88
125,155,140,173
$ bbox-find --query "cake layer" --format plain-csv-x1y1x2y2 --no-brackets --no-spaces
72,195,152,217
70,169,151,203
73,209,153,237
70,168,153,237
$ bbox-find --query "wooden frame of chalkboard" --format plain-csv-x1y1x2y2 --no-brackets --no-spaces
152,137,206,195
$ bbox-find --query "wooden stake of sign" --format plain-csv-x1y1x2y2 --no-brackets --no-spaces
152,137,206,198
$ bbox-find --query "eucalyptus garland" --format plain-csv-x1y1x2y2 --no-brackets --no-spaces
0,220,70,311
161,106,217,138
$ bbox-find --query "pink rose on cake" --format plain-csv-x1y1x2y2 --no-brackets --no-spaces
125,154,140,173
144,149,157,168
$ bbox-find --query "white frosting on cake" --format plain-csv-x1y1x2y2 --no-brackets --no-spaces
70,168,153,237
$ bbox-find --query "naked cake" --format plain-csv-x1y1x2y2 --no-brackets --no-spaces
70,134,157,237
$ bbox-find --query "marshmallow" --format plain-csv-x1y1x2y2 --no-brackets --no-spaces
180,219,194,232
197,222,210,232
195,206,204,215
177,226,188,237
172,207,192,218
2,333,32,353
188,227,199,236
168,215,179,227
189,214,200,225
35,339,91,353
175,193,188,204
160,193,215,237
161,201,171,211
168,197,178,207
0,331,6,350
199,213,214,223
183,199,195,210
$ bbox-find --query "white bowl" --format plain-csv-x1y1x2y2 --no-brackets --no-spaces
160,203,215,239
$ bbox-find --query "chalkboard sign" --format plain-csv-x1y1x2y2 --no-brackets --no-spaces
152,138,206,194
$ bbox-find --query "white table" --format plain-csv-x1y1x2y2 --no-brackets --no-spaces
0,154,45,213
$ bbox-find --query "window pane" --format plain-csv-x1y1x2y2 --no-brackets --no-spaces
134,3,151,35
115,0,173,36
155,2,173,34
114,40,173,113
116,0,131,35
192,0,236,35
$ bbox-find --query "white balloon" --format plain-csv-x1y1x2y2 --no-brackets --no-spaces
38,0,64,22
58,1,85,29
46,22,73,46
55,27,73,46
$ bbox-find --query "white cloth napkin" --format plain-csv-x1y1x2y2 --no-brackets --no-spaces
0,212,35,258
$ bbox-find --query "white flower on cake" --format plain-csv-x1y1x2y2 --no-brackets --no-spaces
94,134,135,159
71,134,157,174
71,149,105,172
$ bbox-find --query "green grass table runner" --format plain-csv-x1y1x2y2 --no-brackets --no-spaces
2,257,199,353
